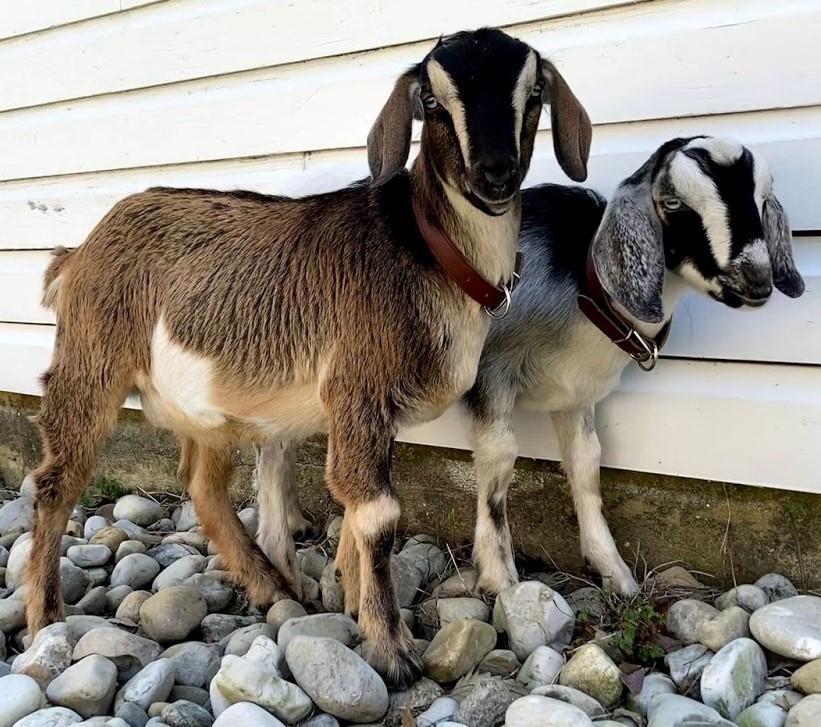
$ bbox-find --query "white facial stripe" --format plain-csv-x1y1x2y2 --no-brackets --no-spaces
678,260,722,295
511,51,537,154
685,137,744,165
427,59,471,169
669,152,732,267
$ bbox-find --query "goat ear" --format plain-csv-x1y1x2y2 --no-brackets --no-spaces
367,67,420,180
762,192,805,298
592,174,666,323
541,59,592,182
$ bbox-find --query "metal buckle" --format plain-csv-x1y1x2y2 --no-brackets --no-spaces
484,283,512,319
624,329,659,371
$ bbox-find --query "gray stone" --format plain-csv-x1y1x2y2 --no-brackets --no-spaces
277,613,359,652
172,502,200,532
12,622,76,689
759,689,804,710
139,586,207,642
384,678,443,727
626,673,676,716
211,702,285,727
145,544,200,569
160,700,213,727
152,555,207,591
84,517,112,541
715,585,768,613
701,637,768,719
517,645,563,689
148,518,175,533
76,587,108,617
160,642,220,688
666,599,721,645
115,541,146,564
436,597,490,626
168,686,209,709
297,546,329,581
453,676,519,727
0,497,34,538
750,596,821,661
392,554,424,608
530,685,605,717
319,562,344,614
66,545,112,569
162,532,207,551
647,694,734,727
786,695,821,726
0,674,45,727
183,574,233,613
266,599,307,631
0,545,8,567
85,568,110,589
416,696,457,727
664,644,713,692
423,619,497,683
115,701,150,727
112,521,162,546
755,574,799,603
397,540,448,582
59,557,90,605
299,716,339,727
64,616,112,641
299,574,319,602
114,659,175,712
11,707,83,727
698,606,751,651
213,653,312,723
286,636,388,722
492,581,573,660
432,569,479,599
237,507,258,536
201,614,260,643
478,648,520,677
46,655,118,718
106,585,134,612
0,597,26,632
505,696,594,727
223,623,278,657
736,702,787,727
111,555,161,590
115,591,153,624
113,497,165,528
72,627,161,680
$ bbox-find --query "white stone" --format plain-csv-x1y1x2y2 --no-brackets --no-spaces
517,645,563,689
152,555,207,591
0,497,34,536
212,702,285,727
626,673,677,716
530,685,605,718
112,496,165,527
277,613,359,652
716,585,769,612
492,581,574,660
46,655,118,718
83,517,111,541
750,596,821,661
114,658,175,712
0,674,45,727
666,643,713,691
66,545,111,568
666,599,720,644
6,537,35,589
647,694,734,726
110,554,161,590
10,706,82,727
786,695,821,726
416,696,458,727
701,638,768,719
736,701,788,727
755,574,798,602
12,622,76,689
505,695,594,727
73,627,161,681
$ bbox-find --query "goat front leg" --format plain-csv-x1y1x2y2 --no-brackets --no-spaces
253,441,304,600
324,396,421,688
552,407,638,595
472,417,519,595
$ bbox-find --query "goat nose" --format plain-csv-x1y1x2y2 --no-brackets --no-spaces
482,160,519,190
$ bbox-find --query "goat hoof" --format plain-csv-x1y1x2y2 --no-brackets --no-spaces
369,637,424,689
477,571,519,597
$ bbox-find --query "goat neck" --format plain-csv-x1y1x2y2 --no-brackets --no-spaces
410,151,520,292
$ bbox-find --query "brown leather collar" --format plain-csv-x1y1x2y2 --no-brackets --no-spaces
577,250,671,371
412,197,522,318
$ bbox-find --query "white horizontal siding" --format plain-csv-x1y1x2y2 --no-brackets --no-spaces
1,0,819,492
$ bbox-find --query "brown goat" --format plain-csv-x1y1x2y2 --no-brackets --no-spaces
26,28,590,686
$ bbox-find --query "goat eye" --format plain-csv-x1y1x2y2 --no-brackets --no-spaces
422,93,438,111
531,81,545,98
662,198,683,211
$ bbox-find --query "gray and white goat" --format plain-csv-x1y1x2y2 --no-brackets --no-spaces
254,136,804,600
467,136,805,595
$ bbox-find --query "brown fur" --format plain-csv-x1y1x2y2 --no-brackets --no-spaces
25,29,589,687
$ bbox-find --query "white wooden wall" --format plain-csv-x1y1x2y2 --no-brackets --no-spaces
1,0,819,492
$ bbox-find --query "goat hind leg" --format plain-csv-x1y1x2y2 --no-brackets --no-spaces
190,443,292,606
552,407,638,595
253,441,303,600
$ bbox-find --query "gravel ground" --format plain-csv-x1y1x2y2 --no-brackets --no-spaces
0,480,820,727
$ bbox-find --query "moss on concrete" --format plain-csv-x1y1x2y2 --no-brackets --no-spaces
1,391,819,589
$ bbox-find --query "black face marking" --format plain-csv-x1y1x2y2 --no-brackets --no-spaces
420,28,541,208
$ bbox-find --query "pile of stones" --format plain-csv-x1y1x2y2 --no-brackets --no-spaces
0,480,820,727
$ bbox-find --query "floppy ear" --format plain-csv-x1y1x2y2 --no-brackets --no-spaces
367,66,420,180
592,172,666,323
541,59,592,182
762,191,805,298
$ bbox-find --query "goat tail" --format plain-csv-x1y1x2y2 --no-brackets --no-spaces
42,246,74,309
